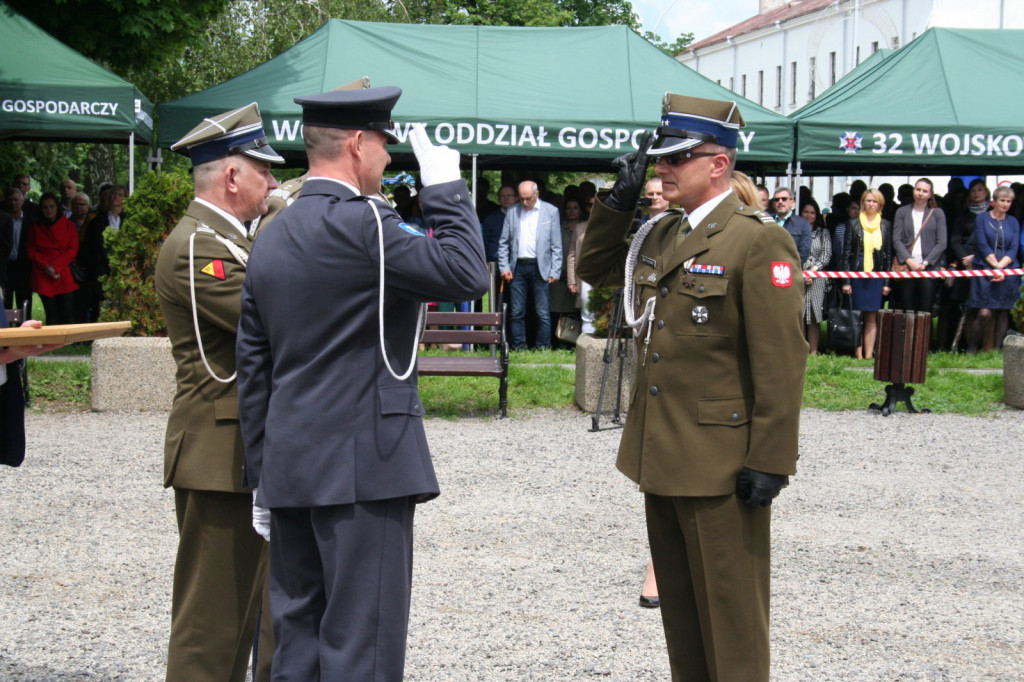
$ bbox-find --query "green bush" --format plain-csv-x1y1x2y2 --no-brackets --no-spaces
100,169,193,336
586,287,624,338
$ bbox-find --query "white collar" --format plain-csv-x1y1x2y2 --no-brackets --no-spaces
193,197,248,240
307,176,361,196
685,188,734,229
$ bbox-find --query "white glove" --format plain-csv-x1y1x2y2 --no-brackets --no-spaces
409,123,461,186
252,489,270,542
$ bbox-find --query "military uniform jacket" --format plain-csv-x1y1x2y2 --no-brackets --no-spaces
237,178,488,509
155,200,252,492
578,191,807,497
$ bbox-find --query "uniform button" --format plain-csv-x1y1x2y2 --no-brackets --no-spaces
637,276,644,283
660,286,669,297
731,413,739,421
650,386,659,395
651,353,660,362
698,285,705,293
656,319,665,329
453,194,462,203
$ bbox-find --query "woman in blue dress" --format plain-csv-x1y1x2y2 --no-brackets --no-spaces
841,188,891,359
966,185,1021,353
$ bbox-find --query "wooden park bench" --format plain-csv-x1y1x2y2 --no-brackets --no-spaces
417,307,509,418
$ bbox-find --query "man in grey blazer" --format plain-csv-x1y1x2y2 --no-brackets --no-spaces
498,180,562,349
236,87,488,680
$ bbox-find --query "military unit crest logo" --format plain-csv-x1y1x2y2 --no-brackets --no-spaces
840,131,862,154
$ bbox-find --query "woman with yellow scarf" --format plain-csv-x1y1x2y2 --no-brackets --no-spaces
840,188,892,359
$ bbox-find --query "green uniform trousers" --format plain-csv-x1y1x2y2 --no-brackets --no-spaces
167,488,272,682
645,493,771,682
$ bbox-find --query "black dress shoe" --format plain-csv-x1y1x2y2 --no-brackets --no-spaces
639,594,660,608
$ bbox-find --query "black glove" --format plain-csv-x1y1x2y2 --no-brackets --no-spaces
604,130,654,213
736,467,789,508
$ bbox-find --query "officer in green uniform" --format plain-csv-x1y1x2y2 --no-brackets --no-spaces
578,94,807,682
154,102,283,682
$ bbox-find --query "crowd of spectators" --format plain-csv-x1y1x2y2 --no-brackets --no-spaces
468,173,1024,356
2,173,125,326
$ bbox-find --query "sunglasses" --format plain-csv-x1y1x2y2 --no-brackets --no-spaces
657,151,719,167
773,196,793,202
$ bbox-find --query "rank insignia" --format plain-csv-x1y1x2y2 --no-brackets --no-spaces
648,273,657,282
200,259,226,280
771,262,793,287
691,305,709,324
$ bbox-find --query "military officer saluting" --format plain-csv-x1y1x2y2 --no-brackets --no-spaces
578,94,807,681
155,102,283,682
236,87,488,680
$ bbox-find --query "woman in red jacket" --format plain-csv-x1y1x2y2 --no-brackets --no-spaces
27,192,79,325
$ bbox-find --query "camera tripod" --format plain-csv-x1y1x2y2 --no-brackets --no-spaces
589,288,631,432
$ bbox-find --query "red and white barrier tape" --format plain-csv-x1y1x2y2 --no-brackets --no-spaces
803,268,1024,279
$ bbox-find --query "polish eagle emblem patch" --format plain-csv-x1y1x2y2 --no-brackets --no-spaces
771,262,792,288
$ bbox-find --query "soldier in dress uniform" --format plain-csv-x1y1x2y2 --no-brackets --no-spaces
236,88,488,680
578,94,807,682
154,102,283,682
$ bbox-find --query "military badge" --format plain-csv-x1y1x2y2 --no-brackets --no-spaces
200,259,226,280
691,305,709,324
771,262,792,287
397,221,425,236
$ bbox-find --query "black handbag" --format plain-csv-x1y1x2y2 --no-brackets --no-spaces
827,294,863,352
556,313,581,344
69,260,86,284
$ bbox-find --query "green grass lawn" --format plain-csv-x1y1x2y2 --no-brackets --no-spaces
23,346,1012,417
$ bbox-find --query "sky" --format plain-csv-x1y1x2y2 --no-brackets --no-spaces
630,0,1024,46
631,0,757,44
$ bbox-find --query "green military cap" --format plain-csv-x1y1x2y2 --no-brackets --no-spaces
649,93,746,157
171,102,285,165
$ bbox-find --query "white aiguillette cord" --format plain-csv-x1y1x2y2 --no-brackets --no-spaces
367,199,426,381
188,229,250,383
622,210,675,347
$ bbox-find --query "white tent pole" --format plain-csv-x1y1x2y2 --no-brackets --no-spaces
129,132,135,195
470,154,478,208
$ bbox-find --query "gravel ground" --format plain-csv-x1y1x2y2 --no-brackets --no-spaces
1,407,1022,681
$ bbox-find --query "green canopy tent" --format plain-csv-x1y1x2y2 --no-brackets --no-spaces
791,28,1024,175
0,3,156,190
158,20,794,173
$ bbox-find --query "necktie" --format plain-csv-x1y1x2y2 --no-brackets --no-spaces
673,216,692,248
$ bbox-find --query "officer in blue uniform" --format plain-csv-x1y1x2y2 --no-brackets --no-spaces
236,87,488,680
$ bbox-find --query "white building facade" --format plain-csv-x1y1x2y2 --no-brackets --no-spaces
678,0,1023,195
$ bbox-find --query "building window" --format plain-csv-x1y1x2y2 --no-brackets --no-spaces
729,76,734,92
790,61,798,105
871,41,879,53
775,66,782,108
829,51,837,86
741,74,747,98
892,36,900,48
809,56,816,99
856,46,861,66
758,70,764,105
717,79,721,85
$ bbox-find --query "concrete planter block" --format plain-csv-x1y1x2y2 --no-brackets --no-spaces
574,332,635,414
91,337,175,412
1003,334,1024,409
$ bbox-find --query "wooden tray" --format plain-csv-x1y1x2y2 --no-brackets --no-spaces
0,321,131,346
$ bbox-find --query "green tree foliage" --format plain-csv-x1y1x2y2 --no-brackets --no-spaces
6,0,234,72
101,169,194,335
643,30,695,56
